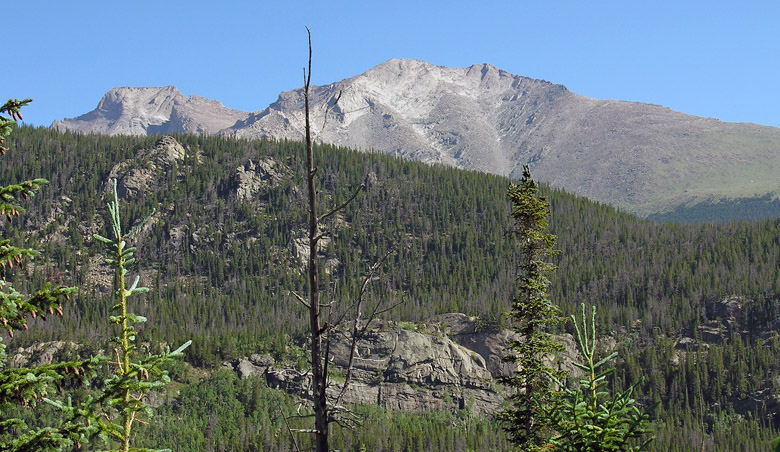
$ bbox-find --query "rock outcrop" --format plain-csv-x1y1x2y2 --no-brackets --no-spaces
233,157,285,201
225,318,502,415
107,135,187,198
221,313,604,415
9,341,82,367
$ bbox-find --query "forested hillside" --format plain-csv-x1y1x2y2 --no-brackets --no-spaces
5,126,780,450
647,194,780,223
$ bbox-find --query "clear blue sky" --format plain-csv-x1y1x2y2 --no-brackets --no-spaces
7,1,780,128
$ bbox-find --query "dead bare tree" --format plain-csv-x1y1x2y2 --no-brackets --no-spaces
287,28,400,452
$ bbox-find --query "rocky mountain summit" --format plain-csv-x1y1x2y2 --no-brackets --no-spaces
52,86,247,136
52,60,780,216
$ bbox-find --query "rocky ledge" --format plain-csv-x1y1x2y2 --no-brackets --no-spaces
224,315,521,415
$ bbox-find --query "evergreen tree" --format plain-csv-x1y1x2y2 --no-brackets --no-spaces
500,164,566,450
0,98,100,451
545,304,653,452
92,179,190,452
5,123,780,448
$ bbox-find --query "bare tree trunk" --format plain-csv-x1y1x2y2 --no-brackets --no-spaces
294,28,400,452
302,28,329,452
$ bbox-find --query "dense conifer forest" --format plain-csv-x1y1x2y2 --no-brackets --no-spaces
5,126,780,450
647,194,780,223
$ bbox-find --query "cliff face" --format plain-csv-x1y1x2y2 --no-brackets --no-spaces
218,302,778,417
223,314,583,415
225,317,503,414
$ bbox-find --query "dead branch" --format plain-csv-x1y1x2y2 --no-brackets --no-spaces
290,291,311,309
320,183,365,223
332,249,397,408
332,248,397,329
313,232,330,242
276,396,302,452
371,299,406,318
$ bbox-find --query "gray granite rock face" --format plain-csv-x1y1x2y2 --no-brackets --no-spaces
53,86,247,137
225,319,503,415
106,135,188,198
233,157,285,201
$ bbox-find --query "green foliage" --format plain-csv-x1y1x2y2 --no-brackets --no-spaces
501,168,654,452
4,127,780,448
500,165,566,450
129,369,512,452
0,99,100,451
0,99,31,152
92,179,190,452
546,304,653,452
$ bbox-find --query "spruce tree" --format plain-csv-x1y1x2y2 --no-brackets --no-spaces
500,164,566,450
92,179,190,452
0,98,101,451
545,304,653,451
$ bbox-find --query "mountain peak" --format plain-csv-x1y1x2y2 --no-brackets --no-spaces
51,60,780,216
96,85,184,109
53,86,247,136
368,58,436,73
